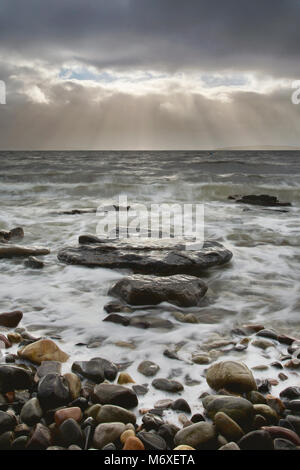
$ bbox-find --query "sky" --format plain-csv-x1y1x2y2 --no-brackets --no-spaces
0,0,300,150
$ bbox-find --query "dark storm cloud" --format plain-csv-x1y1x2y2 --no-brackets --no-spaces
0,0,299,77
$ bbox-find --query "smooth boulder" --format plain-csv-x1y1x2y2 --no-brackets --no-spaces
92,384,138,409
206,361,257,393
18,339,69,364
108,274,207,307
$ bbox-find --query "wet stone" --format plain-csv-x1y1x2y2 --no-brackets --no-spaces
152,378,184,393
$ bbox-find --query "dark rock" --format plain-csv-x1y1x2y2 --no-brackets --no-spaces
0,311,23,328
287,400,300,412
70,397,89,411
92,383,138,409
274,438,296,450
35,361,62,380
171,399,191,413
24,256,44,269
72,357,118,383
0,365,33,393
158,424,179,449
132,384,148,396
0,431,14,450
0,334,12,348
96,404,136,425
280,386,300,400
138,361,160,377
174,422,217,449
203,395,254,428
246,391,267,405
93,422,125,449
262,426,300,446
0,227,24,241
103,314,130,326
0,410,17,433
257,379,271,394
59,418,83,448
26,423,52,450
20,397,43,426
256,329,278,341
37,373,70,410
58,240,233,276
109,274,208,308
191,413,205,423
104,301,133,314
238,430,274,450
206,361,257,393
137,431,167,450
62,209,97,215
230,194,291,207
271,361,283,369
142,413,164,431
152,378,184,393
12,436,29,450
286,415,300,435
279,419,296,433
163,349,180,360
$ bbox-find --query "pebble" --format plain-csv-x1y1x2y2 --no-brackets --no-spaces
206,361,257,393
120,429,135,444
0,311,23,328
93,422,126,449
59,418,83,448
174,422,216,449
54,407,82,426
123,436,145,450
152,378,184,393
137,431,167,450
95,404,136,425
117,372,135,384
238,430,274,450
137,360,160,377
20,397,43,426
203,395,254,428
214,412,244,441
37,373,70,410
92,383,138,409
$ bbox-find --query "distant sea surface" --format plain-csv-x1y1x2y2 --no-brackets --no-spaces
0,151,300,407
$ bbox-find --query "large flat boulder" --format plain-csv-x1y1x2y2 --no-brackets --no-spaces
57,240,232,275
108,274,207,307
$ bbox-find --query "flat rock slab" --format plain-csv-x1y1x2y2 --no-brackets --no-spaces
0,245,50,258
58,240,232,275
108,274,207,307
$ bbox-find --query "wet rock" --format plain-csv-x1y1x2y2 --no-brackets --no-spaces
63,373,81,400
129,315,173,329
203,395,254,428
109,274,207,307
219,442,240,450
104,301,133,314
12,436,29,450
24,256,44,269
137,431,167,450
142,413,164,431
0,431,14,450
101,442,116,450
261,426,300,446
230,194,291,207
192,354,211,365
0,311,23,328
59,418,83,448
7,333,22,344
18,339,69,364
171,399,191,413
58,240,233,276
123,436,145,450
191,413,205,423
174,444,196,450
103,314,130,326
35,361,62,381
92,383,138,409
117,372,135,385
238,430,274,450
214,412,244,442
286,415,300,435
280,386,300,401
206,361,257,393
158,424,178,448
163,349,180,360
54,407,82,426
132,385,148,396
37,373,70,410
253,404,278,425
174,422,216,449
27,423,52,450
246,391,267,405
72,357,118,383
93,422,126,449
0,365,33,393
0,411,17,433
0,245,50,258
256,329,278,341
266,395,285,416
96,405,136,425
138,360,160,377
152,378,184,393
252,339,275,350
20,398,43,426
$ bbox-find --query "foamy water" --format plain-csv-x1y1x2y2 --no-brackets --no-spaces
0,151,300,416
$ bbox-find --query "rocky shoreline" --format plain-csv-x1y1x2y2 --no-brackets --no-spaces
0,222,299,450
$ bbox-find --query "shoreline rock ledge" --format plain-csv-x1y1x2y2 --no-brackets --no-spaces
57,239,233,275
